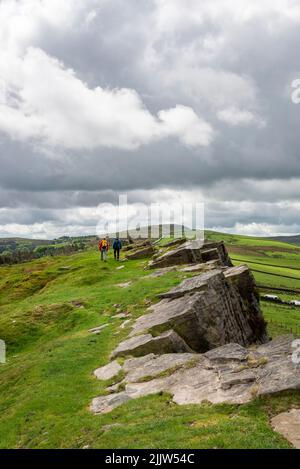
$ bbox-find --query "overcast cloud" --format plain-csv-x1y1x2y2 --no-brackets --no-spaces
1,0,300,238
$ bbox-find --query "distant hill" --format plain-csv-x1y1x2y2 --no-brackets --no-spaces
0,238,51,253
265,234,300,245
0,235,98,265
205,230,300,248
106,224,195,240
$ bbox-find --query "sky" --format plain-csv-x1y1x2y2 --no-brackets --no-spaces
1,0,300,239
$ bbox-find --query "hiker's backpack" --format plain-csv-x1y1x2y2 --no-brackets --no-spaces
102,239,108,249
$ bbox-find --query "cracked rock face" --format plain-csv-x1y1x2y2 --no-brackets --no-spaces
125,266,267,354
91,336,299,414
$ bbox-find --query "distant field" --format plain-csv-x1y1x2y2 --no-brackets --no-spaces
0,232,299,448
206,230,300,336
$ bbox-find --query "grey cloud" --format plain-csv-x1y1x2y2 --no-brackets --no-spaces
1,0,300,237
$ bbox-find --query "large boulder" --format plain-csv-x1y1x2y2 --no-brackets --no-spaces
129,266,267,352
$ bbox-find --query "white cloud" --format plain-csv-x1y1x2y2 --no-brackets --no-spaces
0,0,214,151
0,47,214,150
158,105,214,146
217,107,265,127
153,0,300,32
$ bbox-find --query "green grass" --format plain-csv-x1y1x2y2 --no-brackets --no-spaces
0,235,300,448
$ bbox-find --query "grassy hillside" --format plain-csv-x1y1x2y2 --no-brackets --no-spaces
0,235,300,448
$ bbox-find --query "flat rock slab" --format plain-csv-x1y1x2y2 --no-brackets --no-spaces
91,392,131,414
204,343,249,362
116,282,132,288
88,324,109,334
91,337,300,415
271,409,300,448
111,329,192,358
94,360,122,380
112,312,131,319
180,261,220,273
158,269,222,299
123,353,198,382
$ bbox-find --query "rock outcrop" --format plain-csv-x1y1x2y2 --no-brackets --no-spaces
122,266,267,354
126,245,155,260
91,336,300,414
148,240,232,269
90,238,299,416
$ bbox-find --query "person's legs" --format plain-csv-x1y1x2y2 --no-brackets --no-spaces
117,248,120,260
114,249,117,260
103,249,107,262
101,250,104,261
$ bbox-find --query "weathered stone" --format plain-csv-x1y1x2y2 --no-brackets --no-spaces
163,238,187,248
203,241,232,267
254,336,300,396
126,246,155,260
224,265,268,343
220,368,257,391
107,382,124,393
116,282,132,288
148,242,201,269
91,338,300,414
253,334,294,361
158,269,222,299
180,260,220,273
131,267,267,352
123,239,151,252
131,294,210,352
120,319,132,329
123,353,198,382
112,312,131,319
93,360,122,380
111,330,192,358
271,409,300,448
200,248,220,263
148,240,232,269
204,343,249,362
91,392,132,414
88,324,109,334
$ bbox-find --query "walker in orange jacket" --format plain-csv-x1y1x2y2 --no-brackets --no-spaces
98,238,110,261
